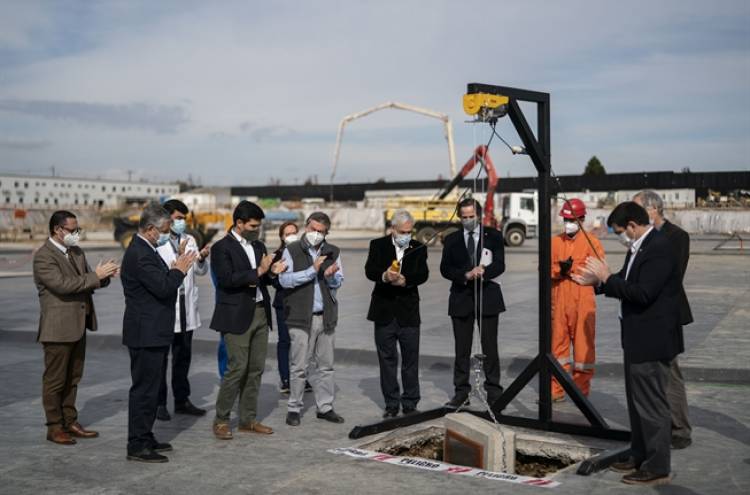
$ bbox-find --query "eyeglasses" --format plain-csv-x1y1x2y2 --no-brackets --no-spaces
60,227,82,235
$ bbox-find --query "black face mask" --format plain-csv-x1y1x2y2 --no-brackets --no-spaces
241,229,259,242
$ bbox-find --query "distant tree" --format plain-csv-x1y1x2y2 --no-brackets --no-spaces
584,156,606,176
681,166,691,173
267,177,282,186
375,177,386,184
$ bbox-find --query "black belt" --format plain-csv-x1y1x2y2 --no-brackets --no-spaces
256,301,265,306
313,311,324,316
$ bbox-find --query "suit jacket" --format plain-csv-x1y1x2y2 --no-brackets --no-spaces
599,229,683,363
661,220,693,326
365,235,429,327
209,232,272,335
33,239,108,343
121,235,185,348
440,226,506,317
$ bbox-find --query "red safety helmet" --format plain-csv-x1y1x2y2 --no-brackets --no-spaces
559,198,586,219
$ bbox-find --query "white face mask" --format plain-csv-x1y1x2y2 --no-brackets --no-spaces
304,231,324,247
461,218,478,231
157,232,171,247
62,231,80,247
393,233,411,248
284,233,298,244
171,219,186,235
564,222,579,236
618,231,633,248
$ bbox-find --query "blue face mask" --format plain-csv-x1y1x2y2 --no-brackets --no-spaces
393,233,411,248
171,219,186,235
157,232,170,247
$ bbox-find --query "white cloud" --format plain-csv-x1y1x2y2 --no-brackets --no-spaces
0,0,747,184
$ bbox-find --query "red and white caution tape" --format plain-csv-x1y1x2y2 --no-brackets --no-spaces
329,447,560,488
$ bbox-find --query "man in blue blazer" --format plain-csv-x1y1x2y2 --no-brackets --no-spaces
121,204,196,463
574,201,682,486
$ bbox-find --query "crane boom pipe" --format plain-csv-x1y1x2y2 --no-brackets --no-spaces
330,102,457,195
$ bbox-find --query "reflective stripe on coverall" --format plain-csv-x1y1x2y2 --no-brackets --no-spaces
551,230,604,398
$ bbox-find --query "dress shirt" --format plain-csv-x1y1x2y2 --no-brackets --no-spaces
230,230,263,303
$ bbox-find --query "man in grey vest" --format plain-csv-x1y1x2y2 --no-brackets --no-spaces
280,212,345,426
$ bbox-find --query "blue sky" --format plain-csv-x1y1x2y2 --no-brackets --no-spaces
0,0,748,185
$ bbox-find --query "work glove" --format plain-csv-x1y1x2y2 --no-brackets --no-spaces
559,256,573,277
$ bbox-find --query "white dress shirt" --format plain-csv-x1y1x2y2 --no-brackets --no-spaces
48,237,68,258
619,226,654,318
231,229,263,303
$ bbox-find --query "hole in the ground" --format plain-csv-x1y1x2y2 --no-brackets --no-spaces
370,426,578,477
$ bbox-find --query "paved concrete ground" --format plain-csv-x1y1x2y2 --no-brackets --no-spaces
1,236,749,493
0,340,748,494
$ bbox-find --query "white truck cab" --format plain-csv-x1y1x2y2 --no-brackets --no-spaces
499,191,538,246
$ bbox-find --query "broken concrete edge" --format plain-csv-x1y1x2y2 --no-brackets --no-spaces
1,329,748,385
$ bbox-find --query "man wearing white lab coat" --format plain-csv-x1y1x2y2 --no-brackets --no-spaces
155,199,210,419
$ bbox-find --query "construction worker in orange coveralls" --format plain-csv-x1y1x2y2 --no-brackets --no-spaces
551,198,605,401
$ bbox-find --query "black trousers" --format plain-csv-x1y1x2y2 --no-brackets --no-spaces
624,357,671,476
158,331,193,406
451,314,501,403
374,320,420,410
128,346,168,453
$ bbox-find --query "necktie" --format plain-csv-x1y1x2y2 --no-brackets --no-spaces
467,231,475,266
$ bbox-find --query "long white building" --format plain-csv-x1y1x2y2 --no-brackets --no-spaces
0,174,179,209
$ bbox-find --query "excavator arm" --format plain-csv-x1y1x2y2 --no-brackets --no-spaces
437,144,498,227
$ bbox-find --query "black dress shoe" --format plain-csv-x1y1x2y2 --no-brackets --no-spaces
402,407,419,416
610,458,638,473
151,441,173,453
279,381,290,394
445,397,469,410
174,400,206,416
382,408,399,419
286,412,301,426
316,410,345,423
671,436,692,450
127,448,169,463
621,470,671,485
156,405,171,421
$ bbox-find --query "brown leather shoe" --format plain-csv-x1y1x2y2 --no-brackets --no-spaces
213,422,233,440
238,421,274,434
47,429,76,445
67,422,99,438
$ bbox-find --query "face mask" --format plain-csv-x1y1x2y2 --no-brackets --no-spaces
241,229,259,242
564,222,579,236
461,218,478,231
157,232,171,247
284,234,298,244
62,231,80,247
618,231,632,248
393,233,411,248
171,219,186,235
304,231,324,247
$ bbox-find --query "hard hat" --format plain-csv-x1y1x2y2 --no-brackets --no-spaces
559,198,586,219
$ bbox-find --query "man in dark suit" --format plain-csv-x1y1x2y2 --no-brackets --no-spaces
440,198,506,409
574,201,682,486
634,190,693,449
210,201,286,440
33,210,119,445
365,209,429,418
121,204,196,463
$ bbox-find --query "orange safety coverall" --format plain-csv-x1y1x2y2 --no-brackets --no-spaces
551,229,605,398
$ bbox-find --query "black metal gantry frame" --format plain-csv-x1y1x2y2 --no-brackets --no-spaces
349,83,630,475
